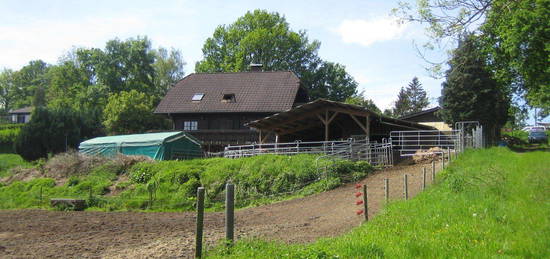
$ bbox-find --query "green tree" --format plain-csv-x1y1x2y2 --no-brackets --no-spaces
11,60,49,108
393,0,549,113
439,35,510,142
195,9,357,101
307,62,358,101
345,94,381,114
406,77,429,113
153,47,186,98
392,87,411,117
102,90,170,135
0,69,17,113
482,0,550,114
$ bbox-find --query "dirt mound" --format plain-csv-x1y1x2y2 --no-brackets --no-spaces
2,152,152,185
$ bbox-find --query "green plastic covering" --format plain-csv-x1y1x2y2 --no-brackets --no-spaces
79,131,202,160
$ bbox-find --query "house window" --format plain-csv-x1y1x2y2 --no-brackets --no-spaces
192,93,204,101
222,93,236,103
183,121,198,131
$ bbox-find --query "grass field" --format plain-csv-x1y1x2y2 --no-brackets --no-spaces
205,147,550,258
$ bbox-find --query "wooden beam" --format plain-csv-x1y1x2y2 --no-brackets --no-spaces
316,113,326,124
366,115,370,140
350,114,369,134
327,111,339,124
325,110,329,141
261,131,272,143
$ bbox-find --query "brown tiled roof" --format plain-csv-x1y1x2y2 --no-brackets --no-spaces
8,106,33,114
155,71,302,114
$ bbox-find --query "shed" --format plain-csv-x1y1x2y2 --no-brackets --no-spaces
79,131,202,160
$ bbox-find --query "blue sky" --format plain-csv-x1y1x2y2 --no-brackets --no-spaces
0,0,545,123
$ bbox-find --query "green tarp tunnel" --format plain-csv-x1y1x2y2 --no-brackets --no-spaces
79,131,202,160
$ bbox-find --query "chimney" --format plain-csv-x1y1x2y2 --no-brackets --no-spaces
249,63,263,72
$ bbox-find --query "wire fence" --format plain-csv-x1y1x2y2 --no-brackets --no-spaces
222,139,394,167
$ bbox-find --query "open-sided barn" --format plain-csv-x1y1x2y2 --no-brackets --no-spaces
246,99,434,143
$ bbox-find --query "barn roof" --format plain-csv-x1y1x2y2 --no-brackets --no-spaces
246,99,435,131
399,107,441,120
154,71,304,114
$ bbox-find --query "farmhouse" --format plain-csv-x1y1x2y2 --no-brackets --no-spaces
399,107,452,131
7,106,33,123
154,66,309,151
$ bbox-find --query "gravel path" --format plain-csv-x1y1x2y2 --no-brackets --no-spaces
0,161,442,258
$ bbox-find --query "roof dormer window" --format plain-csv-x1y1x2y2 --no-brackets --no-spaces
222,93,236,103
192,93,204,101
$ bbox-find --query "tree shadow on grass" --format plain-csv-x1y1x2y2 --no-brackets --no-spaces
508,144,550,153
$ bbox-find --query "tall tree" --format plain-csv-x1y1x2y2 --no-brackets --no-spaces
0,69,17,113
439,35,510,142
153,47,186,99
392,87,411,117
12,60,49,108
195,9,357,101
393,0,549,114
482,0,550,114
406,77,429,113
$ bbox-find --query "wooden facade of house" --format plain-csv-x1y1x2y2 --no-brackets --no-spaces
154,70,308,151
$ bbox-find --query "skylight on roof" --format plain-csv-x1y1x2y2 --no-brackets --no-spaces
192,93,204,101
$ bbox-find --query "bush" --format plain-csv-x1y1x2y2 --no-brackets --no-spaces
14,107,103,161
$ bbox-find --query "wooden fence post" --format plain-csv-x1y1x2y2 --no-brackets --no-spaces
442,152,446,169
404,174,409,200
384,178,389,203
422,168,426,190
432,160,436,182
225,183,235,246
39,186,43,206
362,184,368,221
195,187,205,259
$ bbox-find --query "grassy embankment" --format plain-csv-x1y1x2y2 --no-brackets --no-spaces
0,153,372,211
205,147,550,258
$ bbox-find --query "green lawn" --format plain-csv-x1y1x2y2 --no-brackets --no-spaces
206,147,550,258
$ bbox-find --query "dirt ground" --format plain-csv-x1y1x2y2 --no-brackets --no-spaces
0,161,442,258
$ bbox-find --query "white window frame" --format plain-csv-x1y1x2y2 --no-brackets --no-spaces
183,121,198,131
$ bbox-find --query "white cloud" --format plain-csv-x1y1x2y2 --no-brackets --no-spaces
0,15,148,69
334,16,408,46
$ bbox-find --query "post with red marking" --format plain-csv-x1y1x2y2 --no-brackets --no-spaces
363,184,368,221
